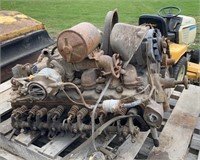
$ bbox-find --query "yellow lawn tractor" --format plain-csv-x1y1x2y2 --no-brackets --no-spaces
0,11,54,83
138,6,200,85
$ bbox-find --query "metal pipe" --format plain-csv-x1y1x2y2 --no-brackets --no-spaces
150,127,159,147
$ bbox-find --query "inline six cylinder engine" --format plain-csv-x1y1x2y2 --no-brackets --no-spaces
10,11,187,149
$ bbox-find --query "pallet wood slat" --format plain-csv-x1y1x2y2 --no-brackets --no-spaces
15,131,41,146
39,133,80,159
138,137,154,158
115,131,150,160
0,118,12,135
0,134,59,160
0,80,11,94
0,101,12,118
65,134,116,160
163,111,171,120
0,148,24,160
196,117,200,131
169,98,177,107
190,133,200,151
185,152,198,160
170,90,182,99
0,89,11,104
148,85,200,160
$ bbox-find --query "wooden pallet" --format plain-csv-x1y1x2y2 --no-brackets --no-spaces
185,114,200,160
0,80,200,160
148,85,200,160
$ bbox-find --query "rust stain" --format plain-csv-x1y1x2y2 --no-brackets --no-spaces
168,112,196,129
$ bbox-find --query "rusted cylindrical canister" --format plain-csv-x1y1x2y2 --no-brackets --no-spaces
57,22,101,63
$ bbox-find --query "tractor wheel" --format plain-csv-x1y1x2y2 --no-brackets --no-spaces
190,49,200,64
173,56,187,81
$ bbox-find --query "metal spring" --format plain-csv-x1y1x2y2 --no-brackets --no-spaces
29,105,40,116
54,105,64,117
68,105,79,119
11,105,28,120
47,108,56,117
16,105,28,114
77,108,89,119
37,108,48,117
12,108,20,115
89,108,106,119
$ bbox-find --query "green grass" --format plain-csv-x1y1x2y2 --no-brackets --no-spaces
1,0,200,48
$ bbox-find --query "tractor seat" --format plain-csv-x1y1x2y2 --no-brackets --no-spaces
139,14,175,41
168,17,182,32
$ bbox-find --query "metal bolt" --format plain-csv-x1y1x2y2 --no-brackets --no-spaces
73,128,77,133
95,85,102,93
116,86,123,93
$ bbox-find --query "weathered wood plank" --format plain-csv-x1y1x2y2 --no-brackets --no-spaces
15,131,40,146
39,133,80,159
0,80,11,94
138,137,154,158
190,133,200,151
170,90,182,100
196,117,200,130
0,102,12,118
115,131,150,160
185,152,198,160
0,118,12,135
0,133,62,160
169,98,177,107
163,111,171,120
0,148,24,160
148,85,200,160
0,89,11,104
66,134,116,160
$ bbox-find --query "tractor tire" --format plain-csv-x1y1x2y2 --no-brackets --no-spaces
190,49,200,64
173,56,187,81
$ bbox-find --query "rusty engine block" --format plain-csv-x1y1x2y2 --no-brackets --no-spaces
10,10,187,149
